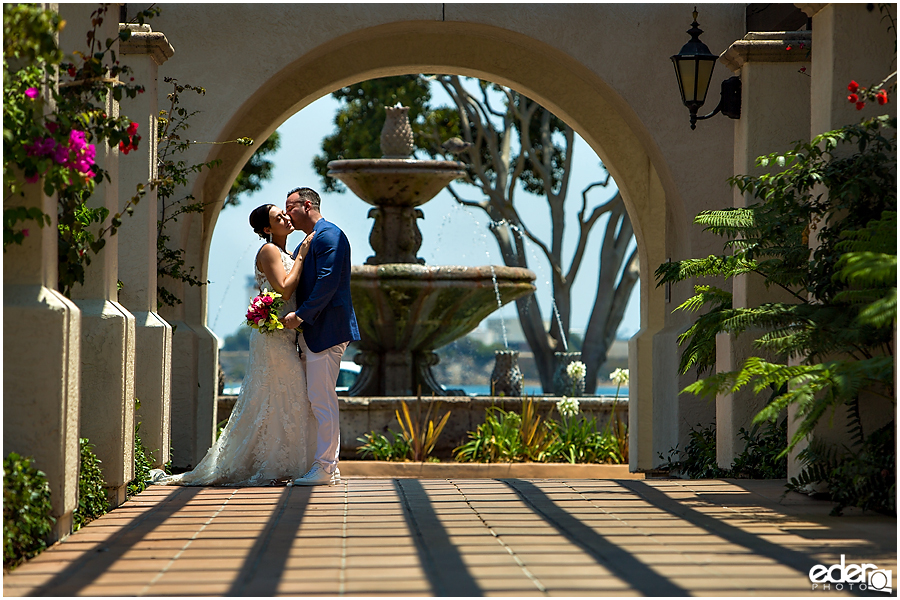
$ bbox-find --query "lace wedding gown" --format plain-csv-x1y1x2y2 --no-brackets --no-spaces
157,246,317,486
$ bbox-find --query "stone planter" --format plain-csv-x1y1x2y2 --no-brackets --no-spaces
553,351,585,397
490,350,524,397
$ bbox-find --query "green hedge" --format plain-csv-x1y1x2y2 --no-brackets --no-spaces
72,438,108,531
3,453,54,569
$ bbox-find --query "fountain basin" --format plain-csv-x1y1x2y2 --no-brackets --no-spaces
349,264,536,396
328,159,465,207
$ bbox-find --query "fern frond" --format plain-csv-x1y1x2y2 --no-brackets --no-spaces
836,252,897,287
856,293,897,328
674,285,732,313
694,208,757,237
654,255,758,286
835,211,897,255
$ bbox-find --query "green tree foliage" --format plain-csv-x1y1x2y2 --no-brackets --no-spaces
656,115,896,455
222,325,251,351
656,107,896,513
224,132,281,208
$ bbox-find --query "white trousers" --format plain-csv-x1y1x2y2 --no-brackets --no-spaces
298,334,347,474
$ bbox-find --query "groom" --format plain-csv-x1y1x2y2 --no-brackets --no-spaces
282,187,360,486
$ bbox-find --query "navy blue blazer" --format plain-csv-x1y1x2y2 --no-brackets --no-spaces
292,219,360,353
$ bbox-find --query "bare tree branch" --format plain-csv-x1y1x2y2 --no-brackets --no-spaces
446,183,489,210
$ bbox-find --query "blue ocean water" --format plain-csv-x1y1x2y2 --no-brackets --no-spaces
456,384,628,397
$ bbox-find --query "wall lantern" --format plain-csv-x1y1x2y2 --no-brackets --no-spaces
671,7,741,129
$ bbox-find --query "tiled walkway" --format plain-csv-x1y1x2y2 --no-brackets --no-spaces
4,478,895,596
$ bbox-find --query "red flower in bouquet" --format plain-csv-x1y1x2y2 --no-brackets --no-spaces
245,289,285,334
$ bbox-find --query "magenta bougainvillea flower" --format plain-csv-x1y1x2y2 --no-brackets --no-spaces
24,88,39,99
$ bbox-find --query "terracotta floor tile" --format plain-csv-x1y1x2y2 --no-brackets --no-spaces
3,478,895,598
341,579,433,593
284,555,344,569
273,579,341,594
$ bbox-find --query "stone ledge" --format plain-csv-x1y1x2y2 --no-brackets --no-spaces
119,25,175,65
337,460,642,479
217,394,629,458
720,31,812,73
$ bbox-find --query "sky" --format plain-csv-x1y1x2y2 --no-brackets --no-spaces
206,88,641,346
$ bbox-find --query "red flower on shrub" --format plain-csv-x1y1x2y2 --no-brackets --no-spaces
856,101,866,111
119,122,140,155
848,80,860,93
876,90,889,105
848,93,859,104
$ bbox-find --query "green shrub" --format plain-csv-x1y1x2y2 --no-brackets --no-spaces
455,407,527,463
546,415,623,464
453,401,623,464
356,430,411,461
660,419,789,479
3,453,54,569
73,438,108,531
787,418,895,516
127,423,154,498
659,424,722,478
731,419,787,479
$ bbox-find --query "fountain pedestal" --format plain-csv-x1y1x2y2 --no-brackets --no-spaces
348,264,535,396
329,105,536,396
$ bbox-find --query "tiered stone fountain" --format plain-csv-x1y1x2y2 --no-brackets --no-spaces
329,105,536,396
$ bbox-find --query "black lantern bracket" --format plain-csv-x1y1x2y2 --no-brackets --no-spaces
695,76,741,126
671,7,742,130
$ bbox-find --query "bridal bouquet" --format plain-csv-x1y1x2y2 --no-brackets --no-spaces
245,289,285,334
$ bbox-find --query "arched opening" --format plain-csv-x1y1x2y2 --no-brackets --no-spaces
168,19,696,471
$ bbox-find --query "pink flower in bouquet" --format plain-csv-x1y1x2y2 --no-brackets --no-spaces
245,289,284,334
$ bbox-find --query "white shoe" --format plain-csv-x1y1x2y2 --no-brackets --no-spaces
293,463,338,486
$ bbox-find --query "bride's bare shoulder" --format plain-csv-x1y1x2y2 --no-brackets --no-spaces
255,243,281,270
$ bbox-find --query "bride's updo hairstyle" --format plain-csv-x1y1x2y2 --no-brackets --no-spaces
249,203,275,242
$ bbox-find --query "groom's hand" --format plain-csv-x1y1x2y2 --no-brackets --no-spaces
281,312,303,330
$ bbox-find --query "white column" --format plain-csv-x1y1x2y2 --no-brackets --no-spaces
3,179,81,542
159,211,219,470
3,5,80,540
716,32,811,469
60,4,135,508
118,25,175,470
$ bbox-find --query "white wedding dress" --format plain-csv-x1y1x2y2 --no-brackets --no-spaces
156,246,317,486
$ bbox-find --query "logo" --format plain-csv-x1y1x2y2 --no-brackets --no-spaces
809,555,892,593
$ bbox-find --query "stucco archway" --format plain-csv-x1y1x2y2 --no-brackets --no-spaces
151,5,740,470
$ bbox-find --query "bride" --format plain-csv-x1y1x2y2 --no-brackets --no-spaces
155,203,317,486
